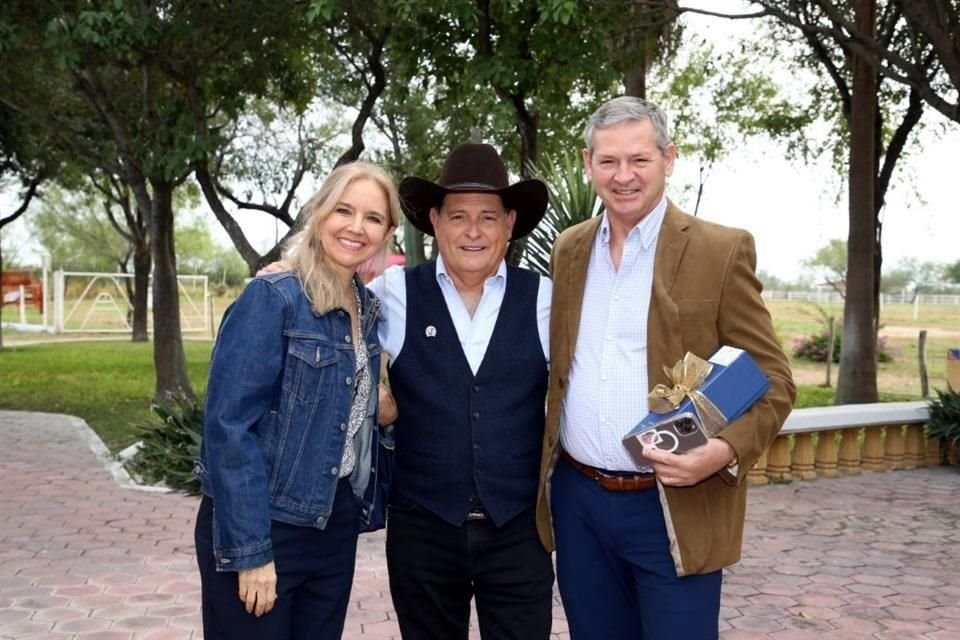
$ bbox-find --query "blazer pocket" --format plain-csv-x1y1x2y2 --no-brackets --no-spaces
676,300,719,351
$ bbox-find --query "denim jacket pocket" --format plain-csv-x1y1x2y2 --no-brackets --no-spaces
284,336,337,403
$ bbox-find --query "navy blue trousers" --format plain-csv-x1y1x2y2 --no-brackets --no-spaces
551,456,722,640
386,495,555,640
195,480,360,640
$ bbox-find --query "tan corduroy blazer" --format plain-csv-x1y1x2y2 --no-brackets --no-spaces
535,201,796,576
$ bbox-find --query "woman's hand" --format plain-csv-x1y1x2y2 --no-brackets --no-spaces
237,561,278,617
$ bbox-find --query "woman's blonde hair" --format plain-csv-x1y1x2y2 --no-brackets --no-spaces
285,161,400,314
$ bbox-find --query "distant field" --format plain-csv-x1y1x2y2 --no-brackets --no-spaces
768,299,959,396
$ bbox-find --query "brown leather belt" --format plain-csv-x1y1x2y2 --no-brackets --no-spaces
561,450,657,492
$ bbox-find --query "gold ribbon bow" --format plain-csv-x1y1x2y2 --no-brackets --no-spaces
647,352,729,437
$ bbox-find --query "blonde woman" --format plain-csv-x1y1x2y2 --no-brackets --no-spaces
194,161,399,639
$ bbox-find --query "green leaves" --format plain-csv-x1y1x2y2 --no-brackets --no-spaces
926,388,960,451
540,0,580,25
306,0,337,23
126,392,204,493
524,152,599,276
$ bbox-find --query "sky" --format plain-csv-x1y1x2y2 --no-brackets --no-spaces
670,121,959,280
2,2,958,281
666,2,960,280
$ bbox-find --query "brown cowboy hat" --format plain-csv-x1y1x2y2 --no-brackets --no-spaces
399,143,548,240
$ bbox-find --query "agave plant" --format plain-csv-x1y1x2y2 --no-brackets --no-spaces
524,153,602,276
125,392,204,493
927,388,960,462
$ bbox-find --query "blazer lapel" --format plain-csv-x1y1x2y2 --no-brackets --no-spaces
647,201,689,387
562,216,602,369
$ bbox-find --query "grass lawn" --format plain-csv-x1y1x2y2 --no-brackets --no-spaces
0,340,212,452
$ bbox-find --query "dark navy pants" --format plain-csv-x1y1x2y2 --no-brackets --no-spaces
551,456,722,640
195,480,360,640
386,495,555,640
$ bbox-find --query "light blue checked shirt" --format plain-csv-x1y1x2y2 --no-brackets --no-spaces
368,255,551,374
560,195,668,472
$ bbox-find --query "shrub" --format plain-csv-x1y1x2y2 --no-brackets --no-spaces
792,331,839,363
927,388,960,459
792,329,899,363
125,393,203,493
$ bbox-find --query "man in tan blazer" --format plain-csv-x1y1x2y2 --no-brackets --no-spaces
535,96,795,639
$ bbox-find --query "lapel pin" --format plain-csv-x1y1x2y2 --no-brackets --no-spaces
425,325,437,338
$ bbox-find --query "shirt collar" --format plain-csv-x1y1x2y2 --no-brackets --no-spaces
435,253,507,285
598,194,668,251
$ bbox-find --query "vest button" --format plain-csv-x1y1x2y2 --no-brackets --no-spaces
472,411,480,419
473,384,481,392
474,441,480,449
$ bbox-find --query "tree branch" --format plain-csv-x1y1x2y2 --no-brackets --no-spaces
0,177,42,229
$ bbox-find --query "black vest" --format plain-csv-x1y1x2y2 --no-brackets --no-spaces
388,262,548,526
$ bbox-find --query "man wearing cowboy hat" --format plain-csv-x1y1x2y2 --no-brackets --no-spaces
368,142,555,640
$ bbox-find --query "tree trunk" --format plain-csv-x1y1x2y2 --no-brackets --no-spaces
506,104,538,266
131,240,151,342
149,181,194,399
403,219,427,266
624,64,647,98
836,0,879,405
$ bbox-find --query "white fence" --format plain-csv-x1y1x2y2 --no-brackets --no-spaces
2,269,209,335
763,290,960,305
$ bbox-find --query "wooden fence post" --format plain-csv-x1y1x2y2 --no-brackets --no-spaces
918,329,929,398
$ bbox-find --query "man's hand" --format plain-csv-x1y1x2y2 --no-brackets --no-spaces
378,383,398,425
237,561,278,617
642,438,736,487
255,261,290,277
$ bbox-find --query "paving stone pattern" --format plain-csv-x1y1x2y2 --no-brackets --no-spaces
1,410,958,639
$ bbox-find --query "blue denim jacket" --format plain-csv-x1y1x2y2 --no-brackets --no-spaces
195,272,385,571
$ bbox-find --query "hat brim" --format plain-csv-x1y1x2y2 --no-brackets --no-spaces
399,176,548,240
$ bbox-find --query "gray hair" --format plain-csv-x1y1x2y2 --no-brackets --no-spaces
583,96,671,153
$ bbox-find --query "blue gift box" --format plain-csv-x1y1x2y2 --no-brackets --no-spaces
622,346,770,464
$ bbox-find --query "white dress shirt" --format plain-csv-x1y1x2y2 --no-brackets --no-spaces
367,255,552,373
560,195,667,471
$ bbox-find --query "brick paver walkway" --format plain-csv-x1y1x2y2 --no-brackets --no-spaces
1,410,958,639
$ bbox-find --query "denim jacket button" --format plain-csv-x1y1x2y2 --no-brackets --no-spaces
345,376,353,386
340,423,347,432
331,467,339,475
344,335,351,344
